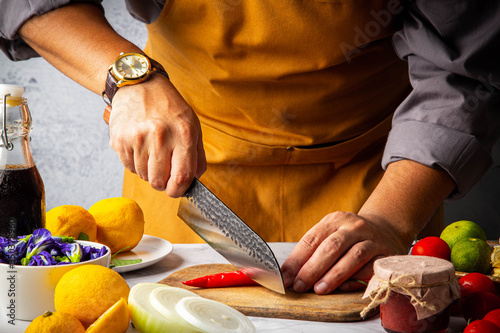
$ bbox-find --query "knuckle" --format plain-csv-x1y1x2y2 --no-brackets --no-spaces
322,236,343,255
175,120,196,145
133,127,147,147
300,233,323,251
352,217,368,230
350,245,371,262
150,179,166,191
169,171,192,187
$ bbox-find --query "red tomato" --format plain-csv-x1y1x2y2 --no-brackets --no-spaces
484,309,500,329
463,292,500,322
460,273,496,297
464,319,500,333
411,236,451,260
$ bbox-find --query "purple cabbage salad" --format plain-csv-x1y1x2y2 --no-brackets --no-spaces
0,228,107,267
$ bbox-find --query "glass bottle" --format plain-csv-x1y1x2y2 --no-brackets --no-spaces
0,84,45,238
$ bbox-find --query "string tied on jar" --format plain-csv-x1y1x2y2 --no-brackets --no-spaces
360,273,456,318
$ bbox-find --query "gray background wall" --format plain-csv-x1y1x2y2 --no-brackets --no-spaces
1,2,499,239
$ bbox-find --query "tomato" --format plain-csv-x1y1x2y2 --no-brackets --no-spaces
484,309,500,329
460,273,496,297
411,236,451,260
464,319,500,333
463,291,500,322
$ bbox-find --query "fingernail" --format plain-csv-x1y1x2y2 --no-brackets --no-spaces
293,279,306,293
315,281,329,294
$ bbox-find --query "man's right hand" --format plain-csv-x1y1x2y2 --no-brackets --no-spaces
109,74,207,197
17,3,206,197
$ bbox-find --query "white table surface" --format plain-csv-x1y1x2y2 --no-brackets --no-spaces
1,242,468,332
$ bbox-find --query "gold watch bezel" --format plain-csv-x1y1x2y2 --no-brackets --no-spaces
110,52,153,87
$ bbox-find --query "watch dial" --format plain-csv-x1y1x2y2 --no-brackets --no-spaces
116,55,148,79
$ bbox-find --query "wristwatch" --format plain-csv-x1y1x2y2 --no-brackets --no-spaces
102,52,169,106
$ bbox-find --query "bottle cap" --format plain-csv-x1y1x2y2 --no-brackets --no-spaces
0,84,24,99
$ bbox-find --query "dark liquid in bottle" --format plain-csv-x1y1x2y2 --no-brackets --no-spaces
0,166,45,238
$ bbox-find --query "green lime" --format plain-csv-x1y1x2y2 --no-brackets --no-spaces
440,220,487,251
450,237,493,274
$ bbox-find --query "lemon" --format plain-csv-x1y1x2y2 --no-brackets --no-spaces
440,220,487,251
492,246,500,265
45,205,98,241
86,297,130,333
491,246,500,277
26,311,85,333
89,197,145,253
451,237,493,274
54,264,130,328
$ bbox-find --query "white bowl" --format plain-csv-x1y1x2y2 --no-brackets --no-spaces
0,240,110,321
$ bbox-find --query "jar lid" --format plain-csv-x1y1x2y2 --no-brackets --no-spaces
361,255,461,320
0,84,24,99
373,255,455,284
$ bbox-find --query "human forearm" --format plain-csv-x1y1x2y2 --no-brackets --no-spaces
19,2,207,196
359,159,455,250
18,2,142,95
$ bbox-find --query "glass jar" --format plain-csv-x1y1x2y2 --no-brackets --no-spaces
0,84,45,238
362,255,461,333
380,289,451,333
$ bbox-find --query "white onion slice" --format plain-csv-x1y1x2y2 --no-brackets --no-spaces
150,286,201,322
175,297,256,333
128,283,198,333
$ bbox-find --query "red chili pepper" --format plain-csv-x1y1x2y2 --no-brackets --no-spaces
182,271,259,288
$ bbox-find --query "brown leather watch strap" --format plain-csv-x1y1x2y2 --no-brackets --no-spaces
102,70,119,106
150,58,170,80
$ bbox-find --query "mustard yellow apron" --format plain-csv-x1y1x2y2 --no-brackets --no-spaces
123,0,442,243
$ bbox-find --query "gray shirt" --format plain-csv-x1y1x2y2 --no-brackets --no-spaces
1,0,499,199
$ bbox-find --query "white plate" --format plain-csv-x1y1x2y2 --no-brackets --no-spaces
111,235,173,273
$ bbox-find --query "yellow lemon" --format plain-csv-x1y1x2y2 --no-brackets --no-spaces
492,245,500,265
89,197,144,253
45,205,97,241
26,311,85,333
54,265,130,328
86,297,130,333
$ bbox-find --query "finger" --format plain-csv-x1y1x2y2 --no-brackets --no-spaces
147,125,171,191
337,256,382,292
133,139,149,181
109,134,136,174
281,216,340,287
147,145,171,191
311,240,375,294
291,228,352,293
195,135,207,178
165,141,197,198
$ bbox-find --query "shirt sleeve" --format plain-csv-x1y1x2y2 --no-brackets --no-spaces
0,0,103,61
383,0,500,199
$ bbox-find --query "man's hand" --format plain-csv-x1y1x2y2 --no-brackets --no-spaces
18,3,207,197
109,74,207,197
281,211,407,294
281,159,456,294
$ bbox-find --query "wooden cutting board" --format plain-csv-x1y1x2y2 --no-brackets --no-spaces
158,264,378,322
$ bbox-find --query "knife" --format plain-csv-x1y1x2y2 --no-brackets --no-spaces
177,178,285,294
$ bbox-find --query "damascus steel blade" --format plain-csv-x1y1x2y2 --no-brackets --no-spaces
178,178,285,294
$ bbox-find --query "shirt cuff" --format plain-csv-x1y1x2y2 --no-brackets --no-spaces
382,121,493,199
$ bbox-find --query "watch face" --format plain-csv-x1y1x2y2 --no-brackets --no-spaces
114,54,150,80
